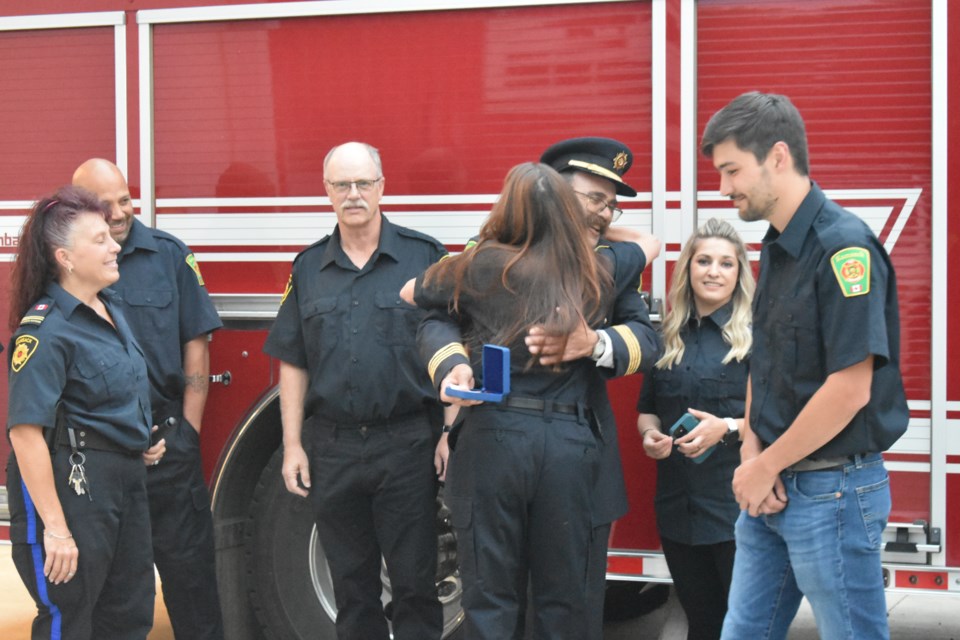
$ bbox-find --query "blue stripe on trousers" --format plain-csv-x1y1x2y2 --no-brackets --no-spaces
21,478,63,640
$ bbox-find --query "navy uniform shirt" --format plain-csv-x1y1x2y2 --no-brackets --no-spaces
417,239,657,525
112,218,222,419
637,303,745,545
7,283,152,452
413,242,617,403
750,183,908,457
418,240,655,389
264,215,447,423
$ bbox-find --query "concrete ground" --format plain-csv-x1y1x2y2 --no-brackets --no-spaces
2,543,957,639
603,582,960,640
0,544,173,640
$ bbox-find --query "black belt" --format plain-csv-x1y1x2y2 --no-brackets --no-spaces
788,452,877,472
57,427,139,457
503,396,579,415
308,409,426,430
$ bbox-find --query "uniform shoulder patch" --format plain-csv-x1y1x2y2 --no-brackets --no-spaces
11,335,39,372
830,246,870,297
185,253,206,286
280,273,293,305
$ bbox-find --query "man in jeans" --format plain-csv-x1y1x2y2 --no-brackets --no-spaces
700,92,908,639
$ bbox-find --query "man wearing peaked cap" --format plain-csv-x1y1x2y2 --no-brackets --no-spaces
421,135,662,638
540,136,638,197
537,136,663,637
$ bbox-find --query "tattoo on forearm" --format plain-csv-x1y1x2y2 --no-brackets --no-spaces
185,372,210,394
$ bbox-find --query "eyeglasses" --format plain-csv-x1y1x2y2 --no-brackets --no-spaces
574,190,623,222
324,177,383,194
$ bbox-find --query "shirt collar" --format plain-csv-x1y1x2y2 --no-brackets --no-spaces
45,281,118,319
691,299,734,329
763,181,825,259
319,213,400,270
119,218,159,259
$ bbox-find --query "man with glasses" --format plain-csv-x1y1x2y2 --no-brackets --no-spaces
264,141,446,640
423,137,662,638
535,137,663,636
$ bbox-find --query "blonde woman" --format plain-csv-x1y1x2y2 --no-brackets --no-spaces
636,217,754,640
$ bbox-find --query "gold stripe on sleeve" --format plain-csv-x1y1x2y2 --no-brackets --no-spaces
427,343,469,384
611,325,642,375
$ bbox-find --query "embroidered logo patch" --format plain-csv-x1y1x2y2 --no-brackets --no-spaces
830,247,870,297
280,274,293,305
11,335,39,372
185,254,206,286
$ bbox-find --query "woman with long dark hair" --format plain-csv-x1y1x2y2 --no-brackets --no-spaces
402,162,646,639
6,186,157,639
637,217,754,639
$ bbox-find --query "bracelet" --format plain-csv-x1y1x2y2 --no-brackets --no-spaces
44,530,73,540
442,424,453,433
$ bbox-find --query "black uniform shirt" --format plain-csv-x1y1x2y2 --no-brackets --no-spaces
414,240,647,401
750,183,909,457
637,302,746,544
7,282,152,451
112,218,222,418
264,215,446,423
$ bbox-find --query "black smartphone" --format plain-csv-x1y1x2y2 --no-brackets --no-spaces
668,412,715,464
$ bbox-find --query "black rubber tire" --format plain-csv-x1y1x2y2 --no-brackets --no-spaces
244,447,464,640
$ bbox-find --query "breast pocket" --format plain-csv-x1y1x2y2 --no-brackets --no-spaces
771,297,821,381
373,290,421,347
75,352,125,401
652,367,684,401
699,368,748,419
302,296,340,353
122,288,175,336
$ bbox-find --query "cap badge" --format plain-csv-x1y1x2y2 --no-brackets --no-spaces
612,151,629,171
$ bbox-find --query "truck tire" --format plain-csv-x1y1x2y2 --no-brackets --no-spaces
245,448,464,639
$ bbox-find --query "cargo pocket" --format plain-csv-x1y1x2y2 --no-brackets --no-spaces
447,495,476,583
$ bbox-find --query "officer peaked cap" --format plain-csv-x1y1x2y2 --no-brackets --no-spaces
540,137,637,198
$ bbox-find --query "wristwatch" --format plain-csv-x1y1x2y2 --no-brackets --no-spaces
442,424,453,434
722,417,739,446
590,330,609,361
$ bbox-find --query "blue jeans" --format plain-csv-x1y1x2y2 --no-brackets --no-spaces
721,454,890,640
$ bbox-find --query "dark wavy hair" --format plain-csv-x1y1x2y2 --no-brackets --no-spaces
700,91,810,176
9,185,109,330
424,162,610,361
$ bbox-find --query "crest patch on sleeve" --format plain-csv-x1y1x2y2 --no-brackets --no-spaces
280,274,293,305
11,335,39,372
185,254,206,286
830,247,870,297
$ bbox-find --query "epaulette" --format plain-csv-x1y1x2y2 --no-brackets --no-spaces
294,235,331,261
20,301,54,326
395,225,446,251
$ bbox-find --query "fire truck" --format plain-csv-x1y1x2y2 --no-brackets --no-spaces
0,0,956,637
